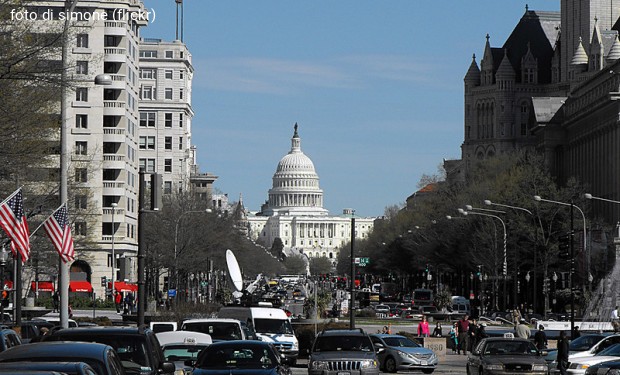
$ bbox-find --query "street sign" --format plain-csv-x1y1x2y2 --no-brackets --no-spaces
168,289,177,298
354,257,370,266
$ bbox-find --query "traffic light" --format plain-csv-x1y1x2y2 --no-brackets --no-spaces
1,290,8,308
558,232,571,259
100,276,107,287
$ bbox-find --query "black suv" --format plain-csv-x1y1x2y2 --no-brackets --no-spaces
308,329,380,375
43,325,175,375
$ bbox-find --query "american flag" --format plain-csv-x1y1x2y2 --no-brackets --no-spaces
43,203,74,263
0,188,30,263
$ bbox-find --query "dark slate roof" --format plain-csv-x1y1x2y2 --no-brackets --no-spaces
501,10,561,84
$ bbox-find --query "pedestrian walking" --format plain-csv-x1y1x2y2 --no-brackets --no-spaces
417,316,430,337
457,314,470,355
515,319,531,339
432,322,443,337
114,291,123,314
534,325,548,350
557,330,569,375
449,322,459,353
52,292,59,313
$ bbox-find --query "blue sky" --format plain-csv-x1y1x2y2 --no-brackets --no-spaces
141,0,560,217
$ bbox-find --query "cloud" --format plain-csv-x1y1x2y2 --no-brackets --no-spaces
192,54,450,94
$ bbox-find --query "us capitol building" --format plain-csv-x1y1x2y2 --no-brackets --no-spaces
245,125,375,264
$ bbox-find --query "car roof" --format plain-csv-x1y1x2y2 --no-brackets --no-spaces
370,334,406,339
48,326,148,336
0,341,112,360
0,361,96,372
182,318,241,324
319,329,368,337
205,340,270,349
156,331,213,346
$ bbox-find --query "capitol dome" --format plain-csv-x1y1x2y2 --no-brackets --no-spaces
265,124,328,216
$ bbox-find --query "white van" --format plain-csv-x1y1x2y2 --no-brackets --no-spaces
451,296,471,315
218,306,299,364
180,318,256,342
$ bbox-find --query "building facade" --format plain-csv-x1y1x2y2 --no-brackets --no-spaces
247,125,375,265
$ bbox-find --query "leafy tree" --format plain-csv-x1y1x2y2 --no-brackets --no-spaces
270,238,284,260
309,256,332,276
284,254,306,275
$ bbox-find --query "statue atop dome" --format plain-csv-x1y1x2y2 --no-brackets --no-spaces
293,122,299,138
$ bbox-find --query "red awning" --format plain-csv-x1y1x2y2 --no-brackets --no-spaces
69,280,93,293
31,281,54,292
112,281,137,292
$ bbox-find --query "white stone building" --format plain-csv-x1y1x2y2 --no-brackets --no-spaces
247,125,375,264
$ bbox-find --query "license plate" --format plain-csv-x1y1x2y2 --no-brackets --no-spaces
421,361,427,365
337,372,350,375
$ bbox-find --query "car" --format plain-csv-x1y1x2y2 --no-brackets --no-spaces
42,326,175,375
308,329,380,375
0,329,21,352
374,305,390,314
191,340,291,375
585,358,620,374
546,333,614,374
466,337,548,375
0,361,99,375
569,334,620,361
156,331,212,374
33,317,78,328
15,320,54,344
370,333,438,373
567,342,620,374
0,341,124,375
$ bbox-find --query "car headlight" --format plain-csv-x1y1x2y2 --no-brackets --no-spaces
360,360,378,369
532,364,548,371
484,364,504,371
293,341,299,350
310,360,329,370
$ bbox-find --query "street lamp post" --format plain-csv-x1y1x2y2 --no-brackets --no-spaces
59,0,112,329
533,195,587,336
458,208,508,310
173,209,211,303
110,202,117,298
0,246,9,323
484,200,541,314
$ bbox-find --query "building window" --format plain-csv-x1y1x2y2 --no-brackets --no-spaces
164,181,172,194
141,86,155,100
165,113,172,128
139,136,156,150
139,112,156,127
179,137,183,150
179,113,183,127
164,159,172,172
75,195,87,209
74,221,87,236
165,136,172,150
179,70,184,79
75,141,87,155
139,158,156,173
76,61,88,75
165,88,173,100
75,87,88,102
76,33,88,48
75,114,87,129
179,88,184,100
140,68,155,79
165,50,173,58
165,69,173,79
75,168,87,182
139,50,157,58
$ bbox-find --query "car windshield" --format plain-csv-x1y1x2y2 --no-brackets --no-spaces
597,343,620,356
196,345,277,369
570,335,607,351
163,344,209,362
254,319,293,334
182,322,242,341
483,340,539,355
313,336,373,352
383,337,421,348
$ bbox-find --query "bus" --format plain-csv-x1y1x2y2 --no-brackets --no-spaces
413,288,434,306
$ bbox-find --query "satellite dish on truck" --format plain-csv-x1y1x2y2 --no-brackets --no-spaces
225,249,265,306
226,249,243,292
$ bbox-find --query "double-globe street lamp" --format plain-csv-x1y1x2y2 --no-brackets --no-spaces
173,209,211,303
457,208,508,310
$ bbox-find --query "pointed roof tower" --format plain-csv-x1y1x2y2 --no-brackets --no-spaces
464,54,481,84
571,37,589,66
607,35,620,64
496,49,516,78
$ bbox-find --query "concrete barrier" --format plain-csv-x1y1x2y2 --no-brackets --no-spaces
422,337,447,358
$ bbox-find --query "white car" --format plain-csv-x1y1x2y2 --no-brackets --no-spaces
568,342,620,374
374,304,390,313
570,334,620,361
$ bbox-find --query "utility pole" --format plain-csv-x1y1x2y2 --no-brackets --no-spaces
350,211,355,329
